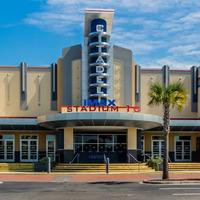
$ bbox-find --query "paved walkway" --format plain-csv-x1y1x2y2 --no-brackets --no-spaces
0,172,200,182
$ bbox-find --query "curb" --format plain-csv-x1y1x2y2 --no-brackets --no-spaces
143,180,200,184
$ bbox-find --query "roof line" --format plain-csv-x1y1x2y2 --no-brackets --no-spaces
85,9,114,13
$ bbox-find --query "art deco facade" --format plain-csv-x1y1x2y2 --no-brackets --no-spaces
0,9,200,163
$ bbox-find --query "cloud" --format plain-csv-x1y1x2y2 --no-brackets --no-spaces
22,0,200,69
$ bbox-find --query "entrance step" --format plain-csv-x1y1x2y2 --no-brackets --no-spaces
52,163,154,173
0,163,34,172
169,163,200,171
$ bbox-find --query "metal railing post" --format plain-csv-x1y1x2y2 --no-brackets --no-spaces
127,154,130,163
106,157,109,174
48,157,51,173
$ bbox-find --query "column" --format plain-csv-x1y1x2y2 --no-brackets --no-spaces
63,128,74,163
127,128,138,163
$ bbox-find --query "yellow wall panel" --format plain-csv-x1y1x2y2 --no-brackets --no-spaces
0,132,57,151
127,128,137,149
0,68,57,117
142,132,200,152
64,128,74,150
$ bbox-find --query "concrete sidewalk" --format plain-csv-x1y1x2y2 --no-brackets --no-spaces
1,171,200,182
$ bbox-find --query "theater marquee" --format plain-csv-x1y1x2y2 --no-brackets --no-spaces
61,105,140,113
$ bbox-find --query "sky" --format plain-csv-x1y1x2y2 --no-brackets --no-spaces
1,0,200,69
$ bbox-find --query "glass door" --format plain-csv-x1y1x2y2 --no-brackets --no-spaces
152,136,164,158
21,140,29,160
175,140,191,162
6,140,14,161
30,140,38,161
0,135,14,162
46,135,56,160
20,135,38,162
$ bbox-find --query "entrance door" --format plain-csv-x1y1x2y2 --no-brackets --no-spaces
46,135,56,160
175,140,191,162
20,135,38,162
0,138,14,162
152,136,164,158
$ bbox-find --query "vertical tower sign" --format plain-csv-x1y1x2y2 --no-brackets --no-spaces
88,19,110,104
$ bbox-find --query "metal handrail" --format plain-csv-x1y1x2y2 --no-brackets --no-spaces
127,153,141,172
141,153,151,163
168,156,172,164
69,153,80,164
127,153,140,163
142,153,151,159
103,154,107,163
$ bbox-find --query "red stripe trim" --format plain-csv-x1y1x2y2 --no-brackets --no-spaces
0,117,37,119
141,69,162,71
0,66,50,69
61,106,137,109
171,118,200,120
85,9,114,13
170,70,190,72
0,66,19,69
28,67,50,69
141,69,190,72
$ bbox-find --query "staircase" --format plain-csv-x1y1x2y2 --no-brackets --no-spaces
0,163,34,172
52,163,154,173
169,163,200,171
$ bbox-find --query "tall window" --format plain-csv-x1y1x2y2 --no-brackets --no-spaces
0,135,14,162
20,135,38,162
74,134,126,153
46,135,56,160
152,136,164,158
141,135,145,154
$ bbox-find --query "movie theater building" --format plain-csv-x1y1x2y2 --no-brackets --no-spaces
1,9,200,163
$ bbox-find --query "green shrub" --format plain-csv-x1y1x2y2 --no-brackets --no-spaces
147,156,163,171
38,156,56,165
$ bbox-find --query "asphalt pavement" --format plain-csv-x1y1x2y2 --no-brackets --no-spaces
1,181,200,200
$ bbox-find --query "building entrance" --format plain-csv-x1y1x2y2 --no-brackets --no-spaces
0,135,14,162
152,136,164,158
175,136,191,162
74,133,127,163
20,135,38,162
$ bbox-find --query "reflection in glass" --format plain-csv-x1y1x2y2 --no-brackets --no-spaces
83,135,97,143
114,135,126,143
99,135,112,143
83,144,97,152
75,135,82,143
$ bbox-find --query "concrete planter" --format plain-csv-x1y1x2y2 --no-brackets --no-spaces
34,163,48,172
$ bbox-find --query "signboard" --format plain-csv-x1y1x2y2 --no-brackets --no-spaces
62,105,140,113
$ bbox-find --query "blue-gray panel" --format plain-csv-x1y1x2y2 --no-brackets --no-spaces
62,45,82,106
137,129,141,150
135,65,141,103
191,66,198,112
113,45,133,106
51,63,57,110
162,65,169,87
20,62,28,110
58,129,64,149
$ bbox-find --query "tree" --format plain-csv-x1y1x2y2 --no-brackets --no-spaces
148,82,187,179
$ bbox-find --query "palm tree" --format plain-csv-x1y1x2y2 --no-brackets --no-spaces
148,82,187,179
